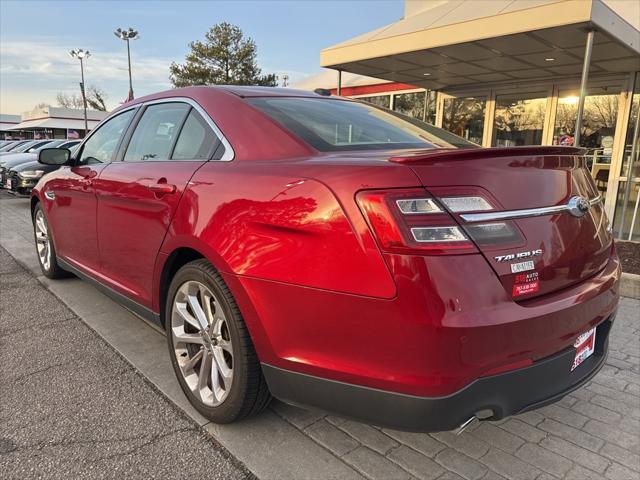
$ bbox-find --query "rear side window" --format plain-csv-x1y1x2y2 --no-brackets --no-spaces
124,103,190,162
172,110,218,160
249,97,475,151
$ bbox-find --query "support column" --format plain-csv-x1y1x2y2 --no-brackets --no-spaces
337,69,342,96
574,30,595,146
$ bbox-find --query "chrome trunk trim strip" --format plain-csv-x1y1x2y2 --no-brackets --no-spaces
460,195,601,223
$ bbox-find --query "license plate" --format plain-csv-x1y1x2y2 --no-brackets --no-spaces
572,327,596,371
5,179,11,189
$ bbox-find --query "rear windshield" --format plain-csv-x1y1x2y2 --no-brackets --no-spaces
249,97,476,152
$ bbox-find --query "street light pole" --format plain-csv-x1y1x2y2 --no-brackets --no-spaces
114,27,139,101
69,49,91,137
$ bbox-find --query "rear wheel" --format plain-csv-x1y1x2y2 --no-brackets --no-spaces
166,259,271,423
32,203,69,279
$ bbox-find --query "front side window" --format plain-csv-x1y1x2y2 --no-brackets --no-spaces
250,97,474,151
124,103,190,162
171,110,218,160
78,109,135,164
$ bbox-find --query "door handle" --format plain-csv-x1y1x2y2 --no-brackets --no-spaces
147,183,176,194
80,170,97,188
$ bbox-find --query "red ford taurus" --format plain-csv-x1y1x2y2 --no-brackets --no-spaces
31,86,619,432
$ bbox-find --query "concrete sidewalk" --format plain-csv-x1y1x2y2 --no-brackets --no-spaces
1,192,638,480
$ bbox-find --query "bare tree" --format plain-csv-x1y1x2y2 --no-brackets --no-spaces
56,92,84,109
56,85,108,111
86,86,108,111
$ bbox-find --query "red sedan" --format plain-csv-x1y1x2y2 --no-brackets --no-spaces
31,87,619,432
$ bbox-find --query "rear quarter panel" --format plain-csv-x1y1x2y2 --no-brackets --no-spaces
160,159,423,297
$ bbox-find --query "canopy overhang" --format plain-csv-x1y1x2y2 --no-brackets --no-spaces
320,0,640,91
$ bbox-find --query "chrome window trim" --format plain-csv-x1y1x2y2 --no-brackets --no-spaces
460,195,601,223
141,97,234,161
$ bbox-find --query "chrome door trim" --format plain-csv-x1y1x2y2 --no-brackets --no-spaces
460,195,601,223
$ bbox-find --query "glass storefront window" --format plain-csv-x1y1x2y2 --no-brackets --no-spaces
442,96,485,144
393,90,436,124
553,87,620,200
493,93,546,147
359,95,390,108
553,88,620,161
613,73,640,241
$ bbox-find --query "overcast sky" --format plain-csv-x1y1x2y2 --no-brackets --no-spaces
0,0,403,114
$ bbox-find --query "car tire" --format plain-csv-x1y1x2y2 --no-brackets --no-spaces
32,203,70,279
166,259,271,423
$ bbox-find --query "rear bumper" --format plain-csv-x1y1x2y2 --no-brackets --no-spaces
264,318,612,432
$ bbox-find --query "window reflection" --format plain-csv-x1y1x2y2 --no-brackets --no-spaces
359,95,390,108
393,91,436,124
553,88,619,157
442,96,485,144
554,87,620,199
493,93,546,147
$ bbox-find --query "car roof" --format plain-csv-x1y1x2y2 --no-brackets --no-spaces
215,85,322,98
121,86,327,109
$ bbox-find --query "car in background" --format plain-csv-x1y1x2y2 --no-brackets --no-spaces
0,139,54,157
1,141,80,189
0,140,30,152
6,142,80,195
31,86,619,432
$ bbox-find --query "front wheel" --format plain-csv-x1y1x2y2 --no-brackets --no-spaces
32,203,69,279
166,259,271,423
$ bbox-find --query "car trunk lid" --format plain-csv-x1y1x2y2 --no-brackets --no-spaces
390,146,612,300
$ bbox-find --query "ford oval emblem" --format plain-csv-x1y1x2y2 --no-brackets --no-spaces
567,196,590,217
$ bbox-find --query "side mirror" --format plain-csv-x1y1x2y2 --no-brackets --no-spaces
39,148,71,166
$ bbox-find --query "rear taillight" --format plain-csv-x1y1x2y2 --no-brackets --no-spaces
356,189,477,255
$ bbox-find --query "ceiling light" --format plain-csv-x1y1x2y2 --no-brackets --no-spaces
545,58,556,62
423,73,431,76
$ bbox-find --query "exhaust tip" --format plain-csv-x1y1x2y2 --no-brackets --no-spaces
454,416,478,435
454,409,494,435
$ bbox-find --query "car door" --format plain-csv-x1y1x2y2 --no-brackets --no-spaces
45,109,136,272
94,100,221,308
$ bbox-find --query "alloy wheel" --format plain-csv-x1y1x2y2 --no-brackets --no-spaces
171,280,234,406
34,209,51,271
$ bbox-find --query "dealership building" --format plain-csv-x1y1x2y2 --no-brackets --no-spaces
1,106,107,141
298,0,640,240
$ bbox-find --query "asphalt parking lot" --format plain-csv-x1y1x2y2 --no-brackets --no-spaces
1,191,639,480
0,245,255,479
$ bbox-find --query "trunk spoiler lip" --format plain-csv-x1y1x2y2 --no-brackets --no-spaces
388,146,587,164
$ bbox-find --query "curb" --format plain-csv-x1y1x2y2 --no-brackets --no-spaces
621,272,640,299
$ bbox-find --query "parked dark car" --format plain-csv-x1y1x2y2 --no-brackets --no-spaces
31,86,619,432
1,143,55,188
7,143,80,195
0,141,80,189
